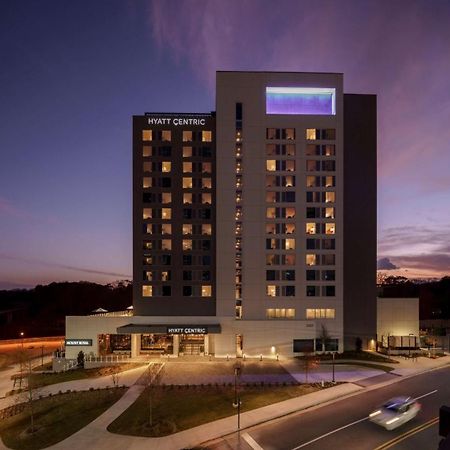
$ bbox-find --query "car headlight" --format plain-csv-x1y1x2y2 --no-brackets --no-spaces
369,410,381,417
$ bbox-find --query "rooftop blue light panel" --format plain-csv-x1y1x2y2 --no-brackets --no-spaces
266,87,336,115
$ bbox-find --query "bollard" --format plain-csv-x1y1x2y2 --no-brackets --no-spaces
227,354,229,361
260,354,262,361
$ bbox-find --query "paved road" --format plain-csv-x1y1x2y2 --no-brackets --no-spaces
206,366,450,450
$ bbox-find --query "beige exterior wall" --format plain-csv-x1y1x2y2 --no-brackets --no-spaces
216,72,344,350
377,297,419,340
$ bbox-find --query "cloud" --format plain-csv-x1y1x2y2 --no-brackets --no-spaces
0,253,131,278
377,258,398,270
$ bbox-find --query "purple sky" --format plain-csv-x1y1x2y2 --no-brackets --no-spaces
1,0,450,289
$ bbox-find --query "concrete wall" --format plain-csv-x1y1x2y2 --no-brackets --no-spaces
377,297,419,340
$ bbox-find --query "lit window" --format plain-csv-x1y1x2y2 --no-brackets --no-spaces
183,193,192,204
266,175,276,187
326,223,335,235
285,223,295,234
266,160,276,171
162,208,171,219
266,308,295,319
143,162,151,173
145,224,152,234
202,178,212,189
266,208,276,219
325,207,335,219
144,256,152,265
143,146,152,157
306,254,318,266
162,224,171,235
324,145,335,156
183,177,193,189
161,239,172,250
162,271,171,281
306,223,316,235
306,309,315,319
306,176,318,188
324,176,335,187
286,308,295,318
266,285,277,297
266,144,277,156
142,285,152,297
284,176,294,187
202,285,212,296
266,223,276,234
285,207,295,219
183,239,192,250
161,130,171,142
183,131,192,142
162,193,172,204
286,160,295,172
202,193,212,204
285,239,295,250
162,162,171,173
285,128,295,140
284,254,296,265
143,208,152,220
306,308,335,319
286,144,295,156
266,192,276,203
202,131,212,142
202,224,212,235
325,192,335,203
183,162,192,173
182,224,192,235
142,130,152,141
183,146,192,157
202,162,212,173
326,308,335,318
306,129,317,140
143,177,152,189
144,271,152,281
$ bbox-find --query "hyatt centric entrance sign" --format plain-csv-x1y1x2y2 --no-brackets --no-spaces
166,327,207,334
65,339,93,346
147,117,206,126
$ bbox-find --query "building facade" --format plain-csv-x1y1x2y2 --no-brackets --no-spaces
65,71,377,359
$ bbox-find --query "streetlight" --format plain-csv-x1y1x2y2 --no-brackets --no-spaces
233,362,242,430
20,332,24,349
408,333,414,358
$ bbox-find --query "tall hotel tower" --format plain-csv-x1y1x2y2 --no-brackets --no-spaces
66,72,376,358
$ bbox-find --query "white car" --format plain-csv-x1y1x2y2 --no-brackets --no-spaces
369,397,421,430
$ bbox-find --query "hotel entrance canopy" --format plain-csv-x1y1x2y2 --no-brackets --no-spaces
116,324,221,334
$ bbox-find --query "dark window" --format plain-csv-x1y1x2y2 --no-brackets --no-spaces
183,270,192,281
161,177,171,188
293,339,314,353
266,270,277,281
322,270,335,281
161,254,171,265
183,286,193,296
202,255,211,265
284,286,295,296
200,147,212,157
323,285,335,296
306,239,320,250
162,286,171,296
325,339,338,351
202,270,211,281
282,270,295,281
183,208,193,219
200,209,211,219
306,285,319,296
306,270,319,281
201,240,211,251
322,239,335,250
183,255,192,265
159,146,171,156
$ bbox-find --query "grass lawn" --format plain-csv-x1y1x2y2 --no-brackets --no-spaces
108,383,325,437
30,363,144,387
0,388,126,450
32,362,53,372
313,351,398,364
333,361,394,372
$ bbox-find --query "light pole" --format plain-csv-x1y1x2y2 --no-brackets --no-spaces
20,332,24,349
233,362,242,430
408,333,414,358
332,351,336,383
19,332,24,389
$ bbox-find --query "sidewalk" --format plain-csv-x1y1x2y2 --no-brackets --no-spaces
0,355,448,450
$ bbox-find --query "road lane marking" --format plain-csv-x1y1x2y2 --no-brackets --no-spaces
242,432,265,450
413,389,438,401
291,417,369,449
373,416,439,450
291,390,438,449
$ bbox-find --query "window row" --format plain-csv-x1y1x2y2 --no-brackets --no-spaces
143,161,172,173
266,175,296,188
306,223,336,235
266,254,296,265
306,238,335,250
266,207,296,219
266,144,296,156
142,145,171,157
266,238,296,250
142,130,212,143
143,270,172,281
266,191,296,203
266,308,295,319
142,192,212,205
306,160,336,172
306,269,335,281
143,208,172,220
142,192,172,204
306,254,336,266
266,160,296,172
306,308,336,319
306,207,335,219
143,239,212,251
306,285,336,296
306,128,336,141
266,128,295,140
143,224,212,237
305,144,335,156
266,285,296,297
266,223,296,235
142,145,213,158
266,270,295,281
306,176,335,188
143,254,211,266
182,177,212,189
307,191,335,203
182,146,213,158
142,284,212,297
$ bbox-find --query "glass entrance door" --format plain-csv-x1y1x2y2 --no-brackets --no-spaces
180,334,205,355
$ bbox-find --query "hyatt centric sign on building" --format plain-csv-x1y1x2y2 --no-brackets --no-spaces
147,117,206,126
166,326,207,334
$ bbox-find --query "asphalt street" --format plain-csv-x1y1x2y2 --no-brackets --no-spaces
205,366,450,450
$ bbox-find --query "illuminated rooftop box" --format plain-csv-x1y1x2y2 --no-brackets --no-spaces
266,87,336,115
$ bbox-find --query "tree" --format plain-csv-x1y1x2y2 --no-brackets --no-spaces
318,324,330,353
77,350,85,368
302,352,317,384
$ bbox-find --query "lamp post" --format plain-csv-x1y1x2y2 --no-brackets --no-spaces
332,351,336,383
408,333,414,358
19,332,24,389
20,332,24,349
233,362,242,430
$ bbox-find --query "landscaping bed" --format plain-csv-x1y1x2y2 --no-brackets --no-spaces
108,382,330,437
0,387,126,450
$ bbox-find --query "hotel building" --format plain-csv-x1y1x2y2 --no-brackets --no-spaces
65,71,377,359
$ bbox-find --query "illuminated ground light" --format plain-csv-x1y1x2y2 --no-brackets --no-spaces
266,87,336,115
